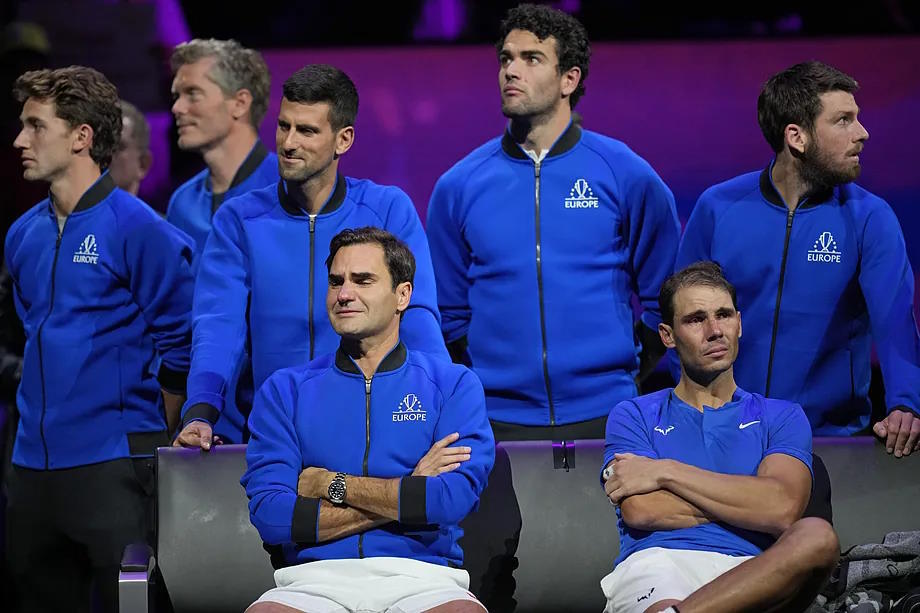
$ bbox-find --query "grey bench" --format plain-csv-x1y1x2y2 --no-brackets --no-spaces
119,438,920,612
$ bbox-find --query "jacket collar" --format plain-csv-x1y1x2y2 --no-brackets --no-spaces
335,341,407,375
278,173,347,217
759,160,834,210
50,172,116,215
501,121,581,160
228,140,270,191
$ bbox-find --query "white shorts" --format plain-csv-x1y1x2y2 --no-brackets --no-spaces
251,557,484,613
600,547,754,613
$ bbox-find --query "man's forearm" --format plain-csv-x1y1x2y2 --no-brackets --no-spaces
659,460,802,536
162,389,185,436
342,475,401,520
317,500,391,542
620,490,711,531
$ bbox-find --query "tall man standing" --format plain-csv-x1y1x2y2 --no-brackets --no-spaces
5,66,193,613
427,3,680,440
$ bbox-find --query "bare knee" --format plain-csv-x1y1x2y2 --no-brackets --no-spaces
424,600,487,613
246,602,305,613
644,599,681,613
781,517,840,571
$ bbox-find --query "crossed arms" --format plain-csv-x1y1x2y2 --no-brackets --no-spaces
604,451,811,537
296,433,472,543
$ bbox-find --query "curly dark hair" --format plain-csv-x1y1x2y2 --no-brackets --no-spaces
758,61,858,153
496,3,591,108
14,66,122,168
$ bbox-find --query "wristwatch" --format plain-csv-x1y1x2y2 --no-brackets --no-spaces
327,472,347,504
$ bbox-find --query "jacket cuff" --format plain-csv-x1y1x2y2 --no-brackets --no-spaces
291,496,320,545
398,476,428,525
158,364,188,395
181,403,220,427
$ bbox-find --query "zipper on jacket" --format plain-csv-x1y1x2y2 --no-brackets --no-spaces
308,214,316,360
357,375,372,558
765,208,795,397
533,161,556,425
37,221,66,469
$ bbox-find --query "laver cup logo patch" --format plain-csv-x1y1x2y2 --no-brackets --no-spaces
73,234,99,265
807,231,842,263
393,393,426,422
564,178,599,209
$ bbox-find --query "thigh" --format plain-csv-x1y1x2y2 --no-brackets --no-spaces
64,459,151,566
251,587,346,613
6,466,92,613
388,585,485,613
60,459,152,613
601,548,697,613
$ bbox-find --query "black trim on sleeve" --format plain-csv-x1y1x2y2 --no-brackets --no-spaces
157,364,188,395
291,496,321,545
892,404,920,419
181,402,220,427
398,476,428,525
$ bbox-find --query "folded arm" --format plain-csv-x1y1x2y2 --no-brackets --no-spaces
607,452,810,537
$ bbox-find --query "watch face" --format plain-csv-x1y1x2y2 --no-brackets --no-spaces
328,474,346,504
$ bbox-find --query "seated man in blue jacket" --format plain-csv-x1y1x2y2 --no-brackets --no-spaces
174,64,448,449
5,66,193,613
242,227,493,613
601,262,838,613
676,61,920,452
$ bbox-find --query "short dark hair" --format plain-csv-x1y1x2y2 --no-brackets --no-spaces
14,66,121,168
282,64,358,131
326,227,415,289
496,3,591,108
170,38,271,129
659,261,737,326
757,61,859,153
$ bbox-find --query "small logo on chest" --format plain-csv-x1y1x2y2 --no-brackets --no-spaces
393,393,426,422
73,234,99,265
564,178,599,209
807,231,842,263
654,425,674,436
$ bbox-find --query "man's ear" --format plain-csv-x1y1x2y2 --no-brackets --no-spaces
784,123,809,155
334,125,355,157
395,281,412,314
72,123,93,156
658,322,676,349
560,66,581,99
230,88,253,122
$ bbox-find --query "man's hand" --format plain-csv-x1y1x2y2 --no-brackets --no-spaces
873,409,920,458
604,453,665,504
172,420,222,451
298,467,333,499
412,432,471,477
